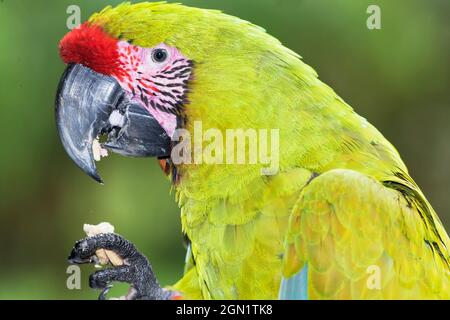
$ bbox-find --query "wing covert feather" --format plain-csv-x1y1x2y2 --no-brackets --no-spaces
281,169,450,299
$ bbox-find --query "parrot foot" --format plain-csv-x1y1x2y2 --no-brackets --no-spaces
68,233,172,300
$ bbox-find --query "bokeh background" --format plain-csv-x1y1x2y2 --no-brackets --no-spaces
0,0,449,299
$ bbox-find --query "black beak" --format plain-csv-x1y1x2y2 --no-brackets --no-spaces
55,64,171,183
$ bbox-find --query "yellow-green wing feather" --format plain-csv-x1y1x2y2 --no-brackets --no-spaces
282,169,450,299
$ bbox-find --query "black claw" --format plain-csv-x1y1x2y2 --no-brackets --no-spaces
99,285,113,300
68,233,172,300
89,270,109,289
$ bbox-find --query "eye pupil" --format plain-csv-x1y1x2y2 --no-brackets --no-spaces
153,49,168,63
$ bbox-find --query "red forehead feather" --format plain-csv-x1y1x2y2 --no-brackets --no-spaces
59,23,124,77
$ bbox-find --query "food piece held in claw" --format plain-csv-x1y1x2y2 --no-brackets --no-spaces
83,222,124,266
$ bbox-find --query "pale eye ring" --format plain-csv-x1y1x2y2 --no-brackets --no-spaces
152,48,168,63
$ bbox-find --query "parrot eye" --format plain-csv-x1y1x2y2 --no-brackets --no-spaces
152,48,168,63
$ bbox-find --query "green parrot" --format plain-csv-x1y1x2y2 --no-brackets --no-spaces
57,2,449,299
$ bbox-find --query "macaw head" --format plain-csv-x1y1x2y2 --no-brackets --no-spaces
56,2,307,183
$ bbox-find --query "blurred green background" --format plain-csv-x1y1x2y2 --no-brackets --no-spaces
0,0,449,299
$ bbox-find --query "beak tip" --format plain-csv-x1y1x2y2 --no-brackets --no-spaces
89,171,104,184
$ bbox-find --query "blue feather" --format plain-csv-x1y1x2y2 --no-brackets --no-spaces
278,264,308,300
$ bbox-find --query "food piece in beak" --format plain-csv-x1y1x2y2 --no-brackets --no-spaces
55,64,171,183
92,138,109,162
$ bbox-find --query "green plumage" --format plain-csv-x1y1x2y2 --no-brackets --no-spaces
90,2,449,299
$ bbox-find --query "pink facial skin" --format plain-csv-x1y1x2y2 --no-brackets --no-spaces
116,41,193,138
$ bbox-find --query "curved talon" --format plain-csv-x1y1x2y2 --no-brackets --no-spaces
99,285,113,300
